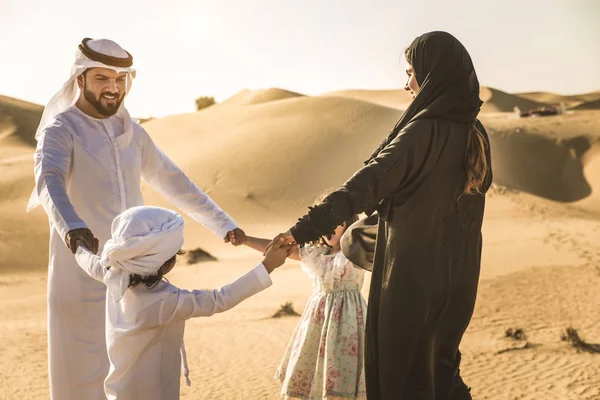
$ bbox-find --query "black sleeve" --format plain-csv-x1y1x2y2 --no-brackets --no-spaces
291,121,432,244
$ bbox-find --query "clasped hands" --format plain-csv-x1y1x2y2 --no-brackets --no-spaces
65,228,100,254
263,230,296,255
66,227,294,254
225,228,296,253
225,228,297,259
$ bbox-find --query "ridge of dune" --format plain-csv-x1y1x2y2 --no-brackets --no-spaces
0,95,48,274
573,141,600,213
573,98,600,111
220,88,305,105
518,91,577,105
0,95,47,274
480,111,600,207
518,91,600,109
0,117,17,141
219,89,253,104
321,89,413,110
143,95,401,216
0,95,43,146
480,87,545,113
324,87,547,114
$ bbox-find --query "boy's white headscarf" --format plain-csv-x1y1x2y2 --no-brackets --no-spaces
27,38,137,211
101,206,185,302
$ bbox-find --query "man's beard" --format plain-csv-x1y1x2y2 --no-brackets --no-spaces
83,85,125,117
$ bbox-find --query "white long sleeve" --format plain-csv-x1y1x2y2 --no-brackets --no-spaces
74,247,107,283
159,263,272,324
140,129,238,240
34,124,87,241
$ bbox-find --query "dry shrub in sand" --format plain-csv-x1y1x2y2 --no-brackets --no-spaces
195,96,216,111
505,328,527,341
561,327,600,354
271,302,300,318
496,328,536,354
186,248,217,264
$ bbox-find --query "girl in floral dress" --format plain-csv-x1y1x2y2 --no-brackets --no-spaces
244,203,367,399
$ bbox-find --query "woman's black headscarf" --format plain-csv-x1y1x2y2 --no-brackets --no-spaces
366,31,483,164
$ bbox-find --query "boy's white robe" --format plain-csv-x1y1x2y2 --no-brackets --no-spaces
33,105,238,400
75,248,272,400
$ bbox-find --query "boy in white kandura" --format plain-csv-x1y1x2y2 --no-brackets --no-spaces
74,206,291,400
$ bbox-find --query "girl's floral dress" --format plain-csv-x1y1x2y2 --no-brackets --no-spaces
275,245,367,399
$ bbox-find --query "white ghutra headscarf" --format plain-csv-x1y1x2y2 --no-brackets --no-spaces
35,37,137,141
101,206,185,302
27,38,137,211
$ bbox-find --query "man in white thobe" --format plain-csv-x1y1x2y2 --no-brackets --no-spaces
27,38,245,400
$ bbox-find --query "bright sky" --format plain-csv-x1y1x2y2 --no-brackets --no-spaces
1,0,598,117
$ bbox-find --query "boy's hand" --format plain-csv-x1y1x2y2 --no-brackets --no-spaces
262,238,291,273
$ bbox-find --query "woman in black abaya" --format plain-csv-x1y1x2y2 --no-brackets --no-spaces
268,31,492,399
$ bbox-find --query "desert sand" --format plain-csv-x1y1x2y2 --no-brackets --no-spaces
1,87,600,399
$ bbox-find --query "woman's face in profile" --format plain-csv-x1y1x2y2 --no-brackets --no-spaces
404,62,420,99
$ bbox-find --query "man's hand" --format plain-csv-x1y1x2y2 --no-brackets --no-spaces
262,238,292,273
223,228,247,246
65,228,99,255
264,231,296,255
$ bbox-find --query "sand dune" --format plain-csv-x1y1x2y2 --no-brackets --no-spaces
142,95,401,216
576,141,600,212
321,89,412,110
325,87,547,114
480,87,545,113
519,91,600,109
0,96,48,275
481,111,600,206
143,94,600,217
0,95,43,146
221,88,305,105
2,88,600,399
140,95,403,254
573,98,600,111
0,116,16,140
